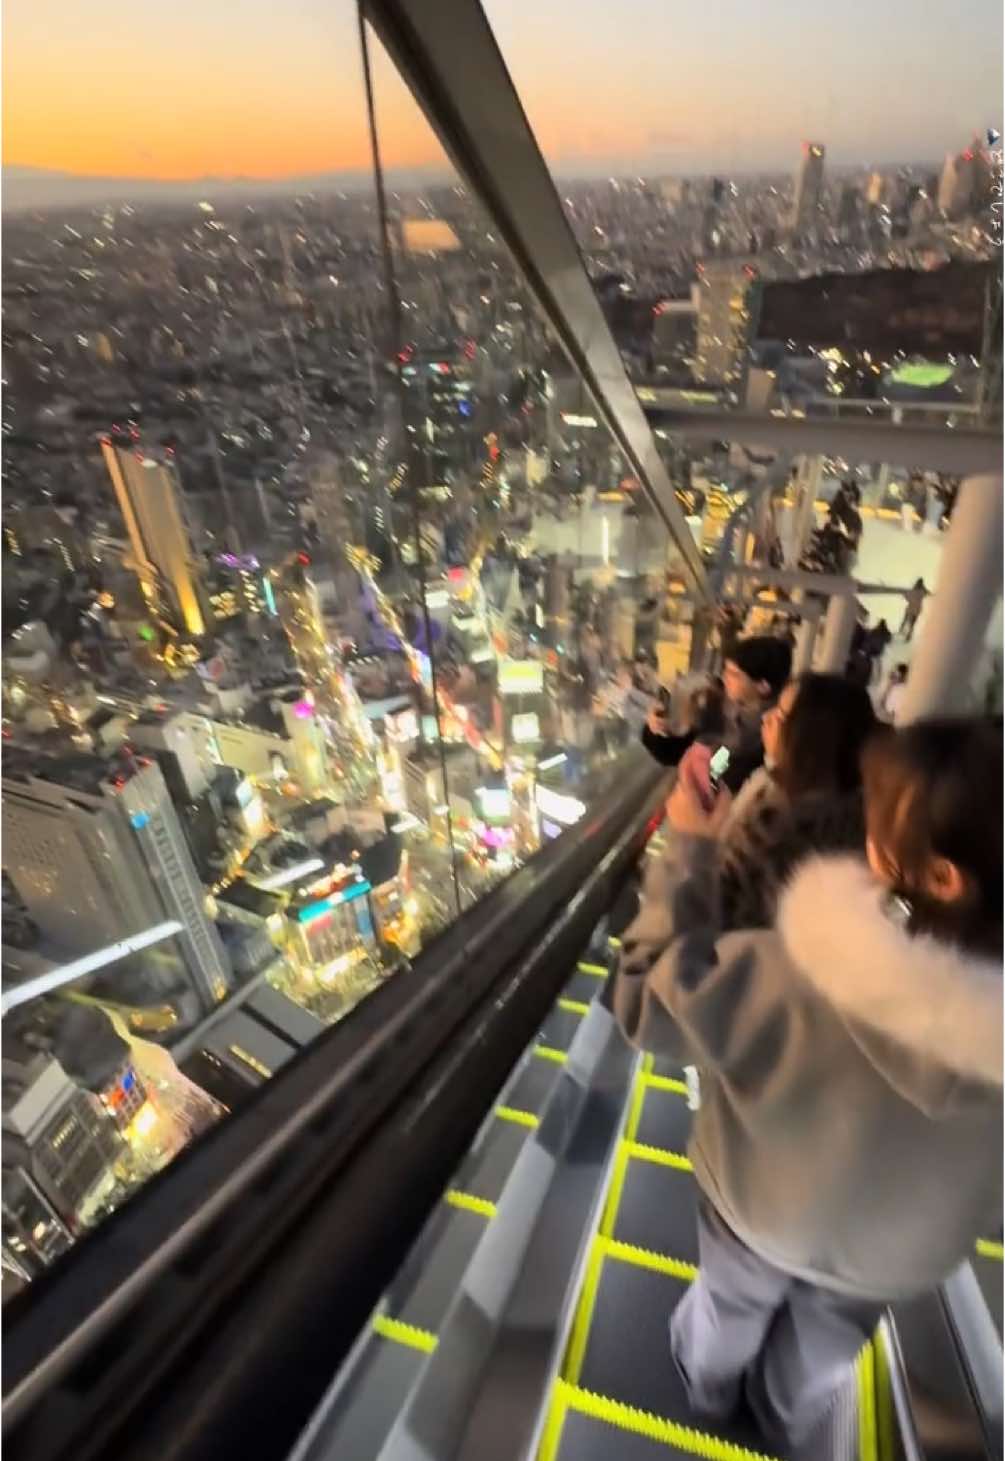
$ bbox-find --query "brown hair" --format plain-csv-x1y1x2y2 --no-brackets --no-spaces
774,673,877,802
861,718,1002,957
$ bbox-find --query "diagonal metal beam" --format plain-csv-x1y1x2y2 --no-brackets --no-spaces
361,0,710,601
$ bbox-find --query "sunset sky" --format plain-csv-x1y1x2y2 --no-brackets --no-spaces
3,0,1001,181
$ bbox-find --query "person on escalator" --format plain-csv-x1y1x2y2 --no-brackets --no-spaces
716,672,876,930
614,717,1003,1455
642,636,791,796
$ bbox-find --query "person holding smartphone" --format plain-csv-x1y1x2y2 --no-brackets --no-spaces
614,719,1002,1453
642,636,792,794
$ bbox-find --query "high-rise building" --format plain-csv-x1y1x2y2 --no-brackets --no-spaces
790,142,825,236
694,261,760,393
837,183,860,237
937,141,987,219
3,1055,123,1229
101,440,210,637
2,751,232,1009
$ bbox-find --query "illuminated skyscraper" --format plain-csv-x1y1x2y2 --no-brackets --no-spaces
790,142,826,235
2,752,232,1010
101,440,209,637
694,261,760,393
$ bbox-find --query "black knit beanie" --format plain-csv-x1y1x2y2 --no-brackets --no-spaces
725,636,792,696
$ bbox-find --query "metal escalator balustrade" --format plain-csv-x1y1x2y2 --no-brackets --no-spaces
294,952,611,1460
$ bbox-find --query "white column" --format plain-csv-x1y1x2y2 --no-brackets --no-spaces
791,597,818,675
816,593,857,674
790,454,821,564
898,475,1004,723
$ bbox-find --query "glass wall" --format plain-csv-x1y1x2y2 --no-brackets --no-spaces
0,0,686,1298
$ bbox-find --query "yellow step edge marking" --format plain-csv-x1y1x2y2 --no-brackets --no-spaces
444,1189,497,1219
495,1105,539,1128
624,1139,694,1172
976,1238,1004,1260
857,1341,878,1461
599,1235,698,1282
599,1142,631,1239
644,1072,690,1096
557,1380,781,1461
577,961,608,977
874,1331,896,1461
535,1381,569,1461
608,935,622,948
623,1072,648,1144
533,1044,567,1065
372,1314,438,1354
557,997,590,1016
562,1239,606,1387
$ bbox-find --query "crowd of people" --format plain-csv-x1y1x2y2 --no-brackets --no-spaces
618,632,1002,1455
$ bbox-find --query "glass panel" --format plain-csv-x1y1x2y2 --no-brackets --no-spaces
362,26,687,908
483,0,1001,431
1,0,415,1296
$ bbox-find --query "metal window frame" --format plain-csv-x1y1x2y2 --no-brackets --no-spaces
360,0,710,600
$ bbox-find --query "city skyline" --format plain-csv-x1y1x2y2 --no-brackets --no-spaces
2,0,1001,197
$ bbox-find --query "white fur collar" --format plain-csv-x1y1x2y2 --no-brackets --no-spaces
778,855,1003,1091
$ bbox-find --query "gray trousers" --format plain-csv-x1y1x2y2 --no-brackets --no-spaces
670,1198,884,1452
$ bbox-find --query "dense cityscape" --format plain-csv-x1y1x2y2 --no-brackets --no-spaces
1,106,1001,1297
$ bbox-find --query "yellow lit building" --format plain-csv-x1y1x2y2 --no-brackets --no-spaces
101,440,209,637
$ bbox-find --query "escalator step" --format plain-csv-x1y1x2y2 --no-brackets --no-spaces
634,1084,693,1152
577,1260,778,1457
553,1406,720,1461
538,1005,586,1052
304,1331,427,1460
549,1390,779,1461
386,1204,491,1334
505,1053,564,1115
614,1158,700,1267
563,969,604,1004
452,1115,529,1203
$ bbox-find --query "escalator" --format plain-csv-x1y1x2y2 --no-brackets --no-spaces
3,777,1000,1461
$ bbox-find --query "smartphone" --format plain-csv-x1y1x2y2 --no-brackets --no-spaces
658,685,672,715
708,745,731,793
680,742,730,812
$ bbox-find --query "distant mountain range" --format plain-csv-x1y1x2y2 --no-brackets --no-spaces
1,164,454,214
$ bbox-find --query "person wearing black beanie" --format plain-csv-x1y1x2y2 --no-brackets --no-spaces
642,635,792,793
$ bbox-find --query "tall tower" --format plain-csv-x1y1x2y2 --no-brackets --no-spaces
790,142,826,236
2,752,232,1011
694,261,760,394
101,440,209,637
